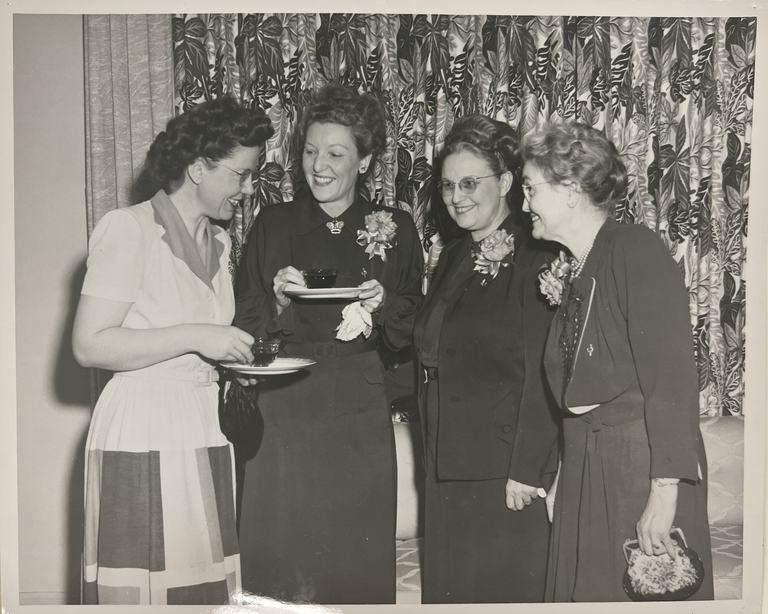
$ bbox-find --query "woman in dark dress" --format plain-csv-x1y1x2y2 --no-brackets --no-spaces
520,122,713,601
412,115,560,604
234,84,423,604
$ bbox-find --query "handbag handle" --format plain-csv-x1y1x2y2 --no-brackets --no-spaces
622,527,688,563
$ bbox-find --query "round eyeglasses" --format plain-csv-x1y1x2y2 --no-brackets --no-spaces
208,158,256,187
522,181,554,201
438,174,500,197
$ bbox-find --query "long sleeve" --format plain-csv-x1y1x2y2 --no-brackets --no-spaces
507,243,560,486
234,212,293,338
613,228,700,481
374,210,424,350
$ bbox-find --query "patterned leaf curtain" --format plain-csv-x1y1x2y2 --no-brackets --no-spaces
83,13,753,416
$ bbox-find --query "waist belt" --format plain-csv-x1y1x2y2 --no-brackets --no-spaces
114,368,219,387
283,338,378,358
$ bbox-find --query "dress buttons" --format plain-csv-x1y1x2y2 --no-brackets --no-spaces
446,348,455,357
451,394,460,402
502,424,513,434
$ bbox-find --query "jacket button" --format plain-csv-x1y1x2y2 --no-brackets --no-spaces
446,348,455,357
451,394,460,402
502,424,513,433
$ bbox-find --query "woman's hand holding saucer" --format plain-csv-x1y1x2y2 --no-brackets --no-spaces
273,266,306,313
357,279,386,313
197,325,254,364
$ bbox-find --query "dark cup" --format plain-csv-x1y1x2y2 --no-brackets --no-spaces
303,268,338,289
251,338,281,367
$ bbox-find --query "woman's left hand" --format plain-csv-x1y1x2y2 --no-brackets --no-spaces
636,479,679,559
357,279,387,313
505,479,540,511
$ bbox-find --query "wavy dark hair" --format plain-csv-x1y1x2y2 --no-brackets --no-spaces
300,84,387,179
520,122,628,215
134,97,274,202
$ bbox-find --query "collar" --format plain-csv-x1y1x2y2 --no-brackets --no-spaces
296,195,370,238
150,189,224,291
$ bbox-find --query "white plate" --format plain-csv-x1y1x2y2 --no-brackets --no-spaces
283,283,362,300
220,357,317,375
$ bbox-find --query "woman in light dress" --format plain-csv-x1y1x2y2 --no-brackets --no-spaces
73,96,273,605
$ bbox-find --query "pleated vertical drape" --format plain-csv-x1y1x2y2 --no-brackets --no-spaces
84,14,175,233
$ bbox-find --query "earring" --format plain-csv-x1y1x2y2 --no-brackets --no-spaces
359,165,368,174
567,185,576,208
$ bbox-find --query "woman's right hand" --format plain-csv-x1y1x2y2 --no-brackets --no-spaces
196,325,254,364
273,266,306,312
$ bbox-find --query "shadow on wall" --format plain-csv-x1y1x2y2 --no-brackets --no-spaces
52,257,90,407
52,257,91,604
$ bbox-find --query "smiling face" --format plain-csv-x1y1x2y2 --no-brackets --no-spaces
520,161,572,243
200,145,259,221
441,150,512,241
302,122,370,213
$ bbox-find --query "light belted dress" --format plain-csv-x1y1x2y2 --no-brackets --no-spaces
81,190,240,605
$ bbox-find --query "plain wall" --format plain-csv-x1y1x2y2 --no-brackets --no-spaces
14,14,91,605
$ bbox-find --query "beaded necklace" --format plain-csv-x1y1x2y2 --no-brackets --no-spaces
571,235,596,278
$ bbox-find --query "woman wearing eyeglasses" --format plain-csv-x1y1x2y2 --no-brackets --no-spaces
234,84,423,604
412,114,560,603
521,122,712,601
72,97,274,604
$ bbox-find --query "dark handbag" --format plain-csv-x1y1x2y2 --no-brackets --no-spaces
217,368,264,458
622,527,705,601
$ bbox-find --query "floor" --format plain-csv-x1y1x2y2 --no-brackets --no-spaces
395,531,743,603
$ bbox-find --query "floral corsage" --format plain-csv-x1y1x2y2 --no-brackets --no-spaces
473,229,515,280
357,210,397,262
538,250,575,306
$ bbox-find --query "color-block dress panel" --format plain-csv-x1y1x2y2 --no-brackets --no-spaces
81,191,240,605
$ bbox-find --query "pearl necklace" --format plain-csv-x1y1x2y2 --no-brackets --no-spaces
571,235,596,278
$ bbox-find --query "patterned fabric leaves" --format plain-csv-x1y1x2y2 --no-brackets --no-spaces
169,14,754,416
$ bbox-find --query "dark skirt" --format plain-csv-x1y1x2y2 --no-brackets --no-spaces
422,378,550,604
546,407,714,602
238,350,397,605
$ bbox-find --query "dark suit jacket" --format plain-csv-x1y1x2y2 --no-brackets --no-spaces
544,219,704,480
413,215,560,486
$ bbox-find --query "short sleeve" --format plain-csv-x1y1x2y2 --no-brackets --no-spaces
81,209,146,303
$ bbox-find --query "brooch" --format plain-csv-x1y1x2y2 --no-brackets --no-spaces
327,219,344,234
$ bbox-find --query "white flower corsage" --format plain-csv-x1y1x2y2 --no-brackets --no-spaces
538,250,575,306
473,228,515,280
357,211,397,262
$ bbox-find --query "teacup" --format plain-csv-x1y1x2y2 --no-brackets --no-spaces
251,338,281,367
302,268,338,289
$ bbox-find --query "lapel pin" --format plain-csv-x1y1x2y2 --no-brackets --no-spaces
587,344,594,356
